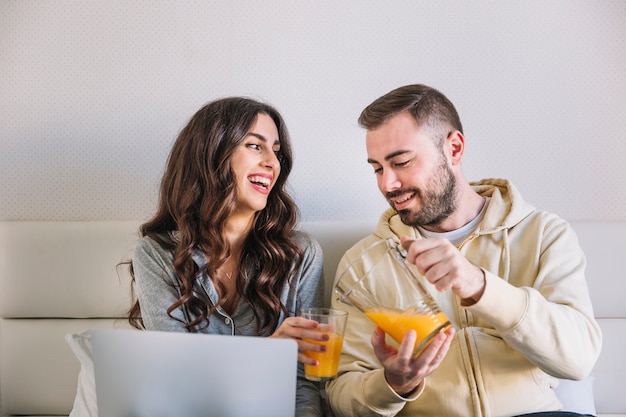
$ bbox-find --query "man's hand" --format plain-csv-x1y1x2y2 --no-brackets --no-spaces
401,236,486,304
372,326,455,396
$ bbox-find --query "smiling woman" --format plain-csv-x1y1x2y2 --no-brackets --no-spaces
115,97,328,417
231,113,282,213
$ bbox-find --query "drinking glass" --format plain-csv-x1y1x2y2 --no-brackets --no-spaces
298,307,348,381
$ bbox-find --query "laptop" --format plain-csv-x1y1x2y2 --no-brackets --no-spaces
91,328,298,417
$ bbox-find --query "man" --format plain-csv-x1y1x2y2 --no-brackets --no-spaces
326,84,601,417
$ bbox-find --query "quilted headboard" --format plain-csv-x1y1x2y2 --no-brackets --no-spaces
1,221,625,416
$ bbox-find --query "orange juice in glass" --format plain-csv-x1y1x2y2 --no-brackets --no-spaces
299,308,348,381
302,330,344,379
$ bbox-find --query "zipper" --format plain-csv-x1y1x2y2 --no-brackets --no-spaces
457,232,484,416
456,232,479,251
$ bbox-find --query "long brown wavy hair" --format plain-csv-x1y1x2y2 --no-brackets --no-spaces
127,97,303,334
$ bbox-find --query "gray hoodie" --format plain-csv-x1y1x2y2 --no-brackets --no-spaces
133,229,325,417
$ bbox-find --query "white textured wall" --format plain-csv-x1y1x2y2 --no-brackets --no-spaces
2,0,625,222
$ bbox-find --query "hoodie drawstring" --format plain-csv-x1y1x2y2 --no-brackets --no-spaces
502,228,511,281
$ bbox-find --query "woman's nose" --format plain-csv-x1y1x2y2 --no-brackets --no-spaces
264,151,280,170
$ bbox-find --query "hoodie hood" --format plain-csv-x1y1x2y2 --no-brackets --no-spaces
470,178,535,232
373,178,535,241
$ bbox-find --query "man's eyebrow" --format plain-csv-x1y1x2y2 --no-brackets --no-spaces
367,149,411,164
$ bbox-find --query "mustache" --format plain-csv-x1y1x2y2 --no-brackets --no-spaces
386,188,421,200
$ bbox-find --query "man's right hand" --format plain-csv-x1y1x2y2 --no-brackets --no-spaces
371,326,455,396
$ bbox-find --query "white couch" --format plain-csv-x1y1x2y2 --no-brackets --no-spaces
1,220,624,416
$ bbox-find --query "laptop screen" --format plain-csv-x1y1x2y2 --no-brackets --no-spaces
91,328,298,417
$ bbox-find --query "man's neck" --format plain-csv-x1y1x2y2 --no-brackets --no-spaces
422,188,486,233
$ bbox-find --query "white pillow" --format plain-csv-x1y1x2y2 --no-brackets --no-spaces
65,329,98,417
554,376,596,416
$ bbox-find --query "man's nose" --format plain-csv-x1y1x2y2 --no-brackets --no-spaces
380,169,401,193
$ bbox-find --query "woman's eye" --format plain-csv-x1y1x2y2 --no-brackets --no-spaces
247,143,261,151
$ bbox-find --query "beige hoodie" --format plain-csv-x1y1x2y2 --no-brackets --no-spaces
327,178,602,417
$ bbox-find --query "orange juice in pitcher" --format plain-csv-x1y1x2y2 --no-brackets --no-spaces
365,307,450,353
335,239,452,356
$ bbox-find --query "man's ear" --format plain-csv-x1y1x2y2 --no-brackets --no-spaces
446,130,465,166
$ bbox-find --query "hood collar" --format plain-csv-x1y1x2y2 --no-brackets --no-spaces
374,178,535,239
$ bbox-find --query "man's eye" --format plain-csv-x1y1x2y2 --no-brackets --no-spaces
373,167,382,174
395,160,410,167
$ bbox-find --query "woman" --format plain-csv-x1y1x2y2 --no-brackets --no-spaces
128,97,327,416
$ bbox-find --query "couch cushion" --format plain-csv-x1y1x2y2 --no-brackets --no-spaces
571,222,626,318
300,221,373,307
593,318,626,415
0,221,138,318
0,319,129,416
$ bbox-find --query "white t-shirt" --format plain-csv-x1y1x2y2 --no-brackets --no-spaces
417,198,489,247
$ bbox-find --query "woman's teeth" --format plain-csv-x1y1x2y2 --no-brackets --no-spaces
248,175,270,188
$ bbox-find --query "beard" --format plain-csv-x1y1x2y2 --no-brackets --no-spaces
387,159,458,228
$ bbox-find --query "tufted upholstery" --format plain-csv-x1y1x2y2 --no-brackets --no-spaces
0,221,624,416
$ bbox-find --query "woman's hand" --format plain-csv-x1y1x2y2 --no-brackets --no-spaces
270,316,329,365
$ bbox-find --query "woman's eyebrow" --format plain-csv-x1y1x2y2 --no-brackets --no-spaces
246,132,280,146
247,132,267,141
